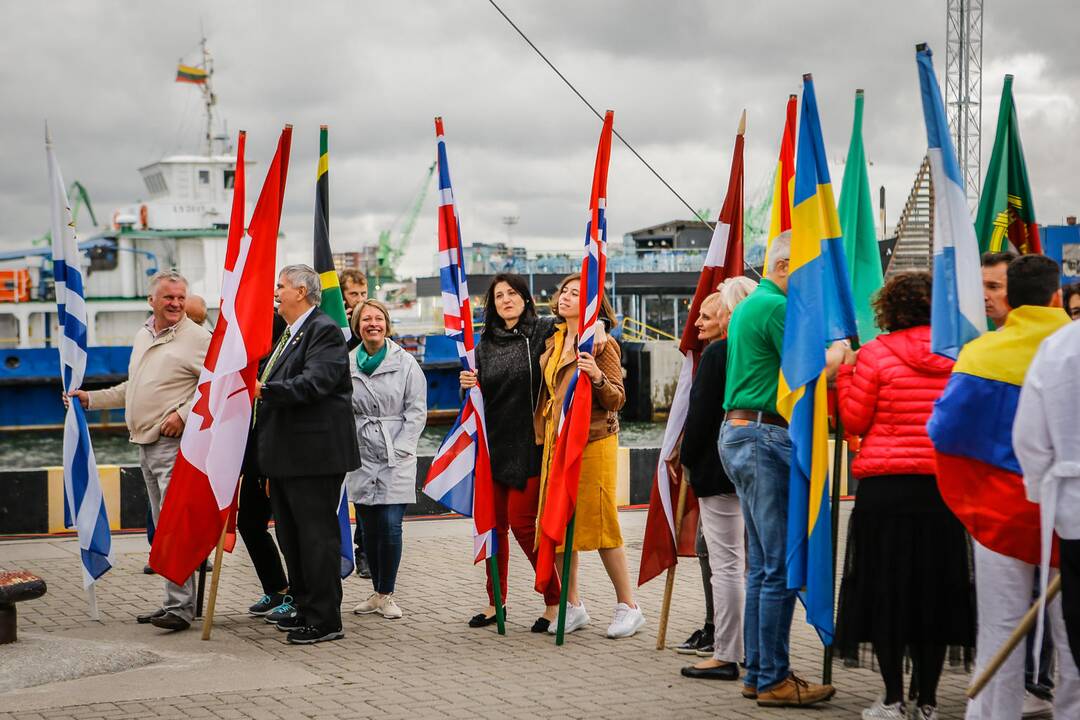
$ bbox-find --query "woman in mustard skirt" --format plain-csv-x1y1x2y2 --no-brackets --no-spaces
534,272,645,639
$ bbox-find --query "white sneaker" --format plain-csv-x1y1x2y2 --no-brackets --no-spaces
548,602,590,634
913,705,939,720
1022,691,1053,719
861,697,905,720
379,594,403,619
353,592,382,615
606,602,645,639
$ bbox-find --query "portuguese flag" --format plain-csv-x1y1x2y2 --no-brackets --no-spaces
176,64,208,85
975,75,1041,255
313,125,349,336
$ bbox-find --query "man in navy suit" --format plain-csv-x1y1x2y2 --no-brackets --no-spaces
254,264,360,645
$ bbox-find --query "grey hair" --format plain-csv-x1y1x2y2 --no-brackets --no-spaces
718,276,758,313
768,230,792,273
147,270,188,295
280,264,321,305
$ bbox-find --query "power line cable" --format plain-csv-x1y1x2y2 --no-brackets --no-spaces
486,0,762,278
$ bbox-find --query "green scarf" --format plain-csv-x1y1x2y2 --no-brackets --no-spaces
356,341,388,375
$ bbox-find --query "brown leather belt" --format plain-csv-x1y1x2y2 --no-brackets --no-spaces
724,409,789,429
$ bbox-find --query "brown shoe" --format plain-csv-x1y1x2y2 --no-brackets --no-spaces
741,684,758,699
756,673,835,707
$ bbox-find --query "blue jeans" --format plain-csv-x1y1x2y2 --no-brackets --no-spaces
719,419,796,692
357,504,407,595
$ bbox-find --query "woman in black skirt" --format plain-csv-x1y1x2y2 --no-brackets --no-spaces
834,272,976,720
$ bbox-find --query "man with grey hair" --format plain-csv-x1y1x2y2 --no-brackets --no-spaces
250,264,359,644
69,269,210,631
717,231,842,706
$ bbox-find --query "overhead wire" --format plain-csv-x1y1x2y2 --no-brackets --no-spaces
486,0,763,279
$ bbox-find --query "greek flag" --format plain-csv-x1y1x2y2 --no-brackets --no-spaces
48,126,113,588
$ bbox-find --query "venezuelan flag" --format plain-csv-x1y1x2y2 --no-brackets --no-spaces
776,75,857,645
928,305,1069,566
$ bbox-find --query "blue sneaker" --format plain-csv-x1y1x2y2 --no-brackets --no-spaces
249,592,287,616
264,597,297,624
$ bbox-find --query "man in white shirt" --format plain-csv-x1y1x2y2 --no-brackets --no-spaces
1015,318,1080,684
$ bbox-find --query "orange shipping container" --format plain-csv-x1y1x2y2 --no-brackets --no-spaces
0,269,31,302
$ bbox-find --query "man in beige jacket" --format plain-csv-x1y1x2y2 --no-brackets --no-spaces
70,270,211,631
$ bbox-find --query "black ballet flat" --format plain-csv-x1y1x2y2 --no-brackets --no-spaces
468,611,503,628
530,617,551,633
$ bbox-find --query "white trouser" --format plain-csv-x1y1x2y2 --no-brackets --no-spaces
698,493,745,664
966,541,1080,720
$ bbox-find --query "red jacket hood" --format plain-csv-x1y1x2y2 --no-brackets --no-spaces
873,325,953,377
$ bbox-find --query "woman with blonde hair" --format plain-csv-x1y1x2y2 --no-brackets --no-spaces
678,276,757,681
345,299,427,620
534,272,644,638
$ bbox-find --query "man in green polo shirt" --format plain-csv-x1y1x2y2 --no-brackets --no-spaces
719,231,835,707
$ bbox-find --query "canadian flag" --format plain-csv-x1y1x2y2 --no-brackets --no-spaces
150,127,293,585
637,114,744,586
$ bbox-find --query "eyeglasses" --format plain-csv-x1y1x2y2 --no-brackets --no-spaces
1069,307,1080,320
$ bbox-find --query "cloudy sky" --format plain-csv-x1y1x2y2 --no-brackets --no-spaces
2,0,1077,278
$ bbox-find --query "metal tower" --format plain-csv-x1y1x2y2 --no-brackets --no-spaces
945,0,983,208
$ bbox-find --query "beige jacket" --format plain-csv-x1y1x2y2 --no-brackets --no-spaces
88,315,211,444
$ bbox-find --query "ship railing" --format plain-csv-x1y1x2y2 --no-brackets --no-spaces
620,316,678,343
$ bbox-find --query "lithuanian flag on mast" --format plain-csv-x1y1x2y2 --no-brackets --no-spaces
974,75,1041,255
175,64,208,85
313,126,349,336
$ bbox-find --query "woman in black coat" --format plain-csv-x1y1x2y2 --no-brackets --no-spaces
678,277,757,681
460,273,561,632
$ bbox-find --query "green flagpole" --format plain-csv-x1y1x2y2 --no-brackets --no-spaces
487,555,506,635
555,513,576,646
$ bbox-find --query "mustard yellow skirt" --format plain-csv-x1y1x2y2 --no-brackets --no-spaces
538,433,622,552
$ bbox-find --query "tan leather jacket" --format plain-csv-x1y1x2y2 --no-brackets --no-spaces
533,323,625,445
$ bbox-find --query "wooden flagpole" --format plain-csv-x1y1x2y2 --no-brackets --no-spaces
655,470,690,650
554,513,577,646
967,575,1062,698
487,555,506,635
200,523,229,641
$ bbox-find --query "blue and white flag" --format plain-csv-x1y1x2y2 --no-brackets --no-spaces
915,44,985,359
48,125,113,588
337,481,355,578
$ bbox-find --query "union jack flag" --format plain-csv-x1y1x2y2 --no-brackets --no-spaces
535,110,614,592
422,117,497,563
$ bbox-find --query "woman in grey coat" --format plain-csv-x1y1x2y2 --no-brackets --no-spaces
345,299,426,620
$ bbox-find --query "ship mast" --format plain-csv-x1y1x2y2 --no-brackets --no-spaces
200,35,217,157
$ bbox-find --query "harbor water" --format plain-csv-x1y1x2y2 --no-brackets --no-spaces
0,422,667,470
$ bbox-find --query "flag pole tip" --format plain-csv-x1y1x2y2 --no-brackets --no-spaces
916,42,929,52
320,124,328,130
737,110,746,135
855,88,864,96
789,94,798,100
802,73,813,81
1005,73,1015,81
284,123,293,129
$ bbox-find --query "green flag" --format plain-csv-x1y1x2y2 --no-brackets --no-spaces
838,89,883,343
974,75,1042,255
313,125,349,335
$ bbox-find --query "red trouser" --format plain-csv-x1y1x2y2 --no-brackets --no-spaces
487,476,561,606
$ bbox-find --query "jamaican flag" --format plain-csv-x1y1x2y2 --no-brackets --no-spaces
974,75,1041,255
314,125,349,336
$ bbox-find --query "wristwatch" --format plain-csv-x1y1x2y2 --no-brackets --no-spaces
592,375,607,389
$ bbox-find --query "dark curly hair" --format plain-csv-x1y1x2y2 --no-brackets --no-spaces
872,271,932,332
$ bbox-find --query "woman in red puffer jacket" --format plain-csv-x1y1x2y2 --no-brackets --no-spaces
833,271,976,720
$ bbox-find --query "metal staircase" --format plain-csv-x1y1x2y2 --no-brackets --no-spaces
886,156,934,277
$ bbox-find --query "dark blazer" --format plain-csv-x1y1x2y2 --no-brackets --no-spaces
256,306,360,477
681,339,735,496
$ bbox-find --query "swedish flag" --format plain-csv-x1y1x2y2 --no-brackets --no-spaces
776,75,857,645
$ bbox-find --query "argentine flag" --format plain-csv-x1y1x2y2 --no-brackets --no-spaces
48,125,113,588
915,44,985,359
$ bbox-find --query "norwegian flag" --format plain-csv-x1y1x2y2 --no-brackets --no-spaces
535,110,614,593
422,117,497,563
150,127,292,585
638,113,745,586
